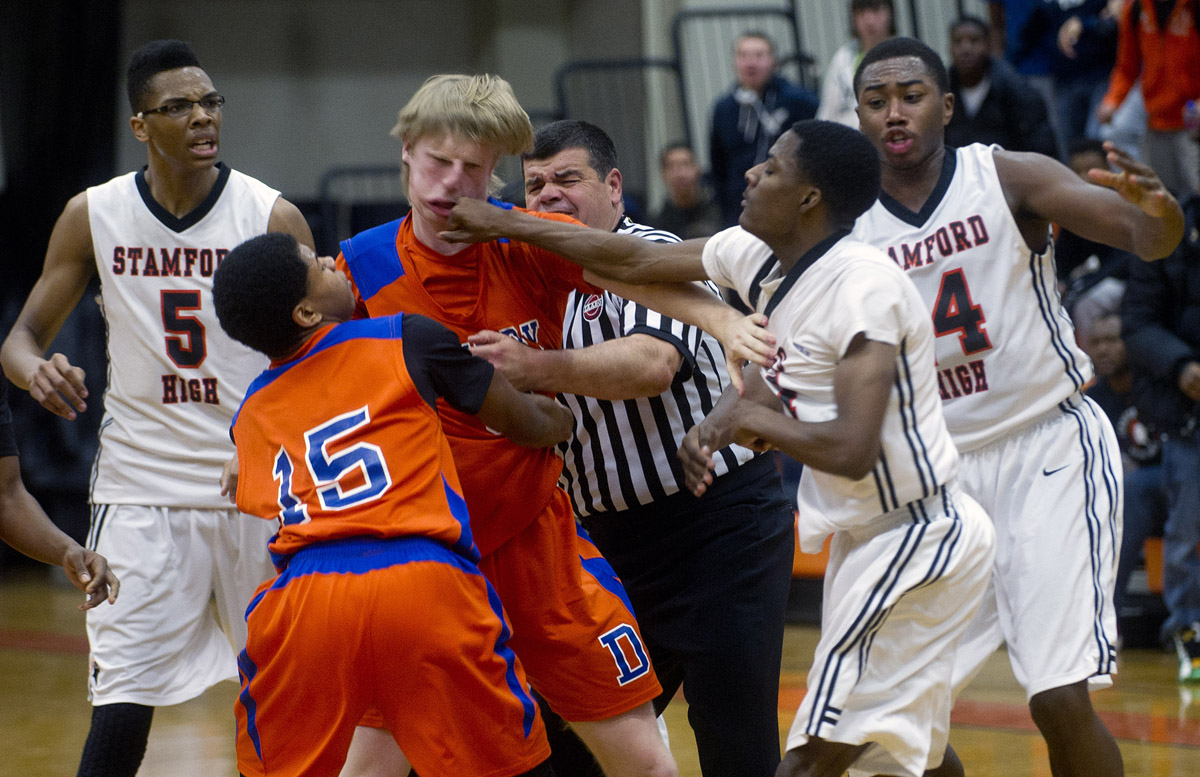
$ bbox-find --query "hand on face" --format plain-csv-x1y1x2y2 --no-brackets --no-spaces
441,197,512,244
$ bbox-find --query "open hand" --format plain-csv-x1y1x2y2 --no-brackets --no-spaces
1087,141,1174,218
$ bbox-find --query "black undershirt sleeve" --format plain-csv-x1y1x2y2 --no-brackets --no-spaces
401,314,495,415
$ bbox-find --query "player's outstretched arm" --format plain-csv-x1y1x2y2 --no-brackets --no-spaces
441,197,710,283
468,329,683,400
592,276,777,387
995,143,1184,261
1,193,97,420
475,370,574,449
0,455,119,609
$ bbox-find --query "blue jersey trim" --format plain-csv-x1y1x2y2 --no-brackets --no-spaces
340,217,407,301
233,315,405,429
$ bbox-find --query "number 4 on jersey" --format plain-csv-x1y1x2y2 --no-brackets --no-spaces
932,269,991,355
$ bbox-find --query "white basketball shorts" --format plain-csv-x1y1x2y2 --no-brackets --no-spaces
952,394,1123,699
84,504,276,706
786,485,995,777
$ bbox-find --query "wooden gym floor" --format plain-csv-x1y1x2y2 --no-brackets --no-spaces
2,567,1198,777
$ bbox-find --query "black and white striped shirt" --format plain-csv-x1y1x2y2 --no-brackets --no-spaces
557,216,756,518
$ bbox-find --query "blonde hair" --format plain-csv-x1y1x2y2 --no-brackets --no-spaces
392,74,533,196
392,74,533,150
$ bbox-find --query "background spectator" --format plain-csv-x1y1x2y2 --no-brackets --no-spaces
990,0,1068,153
1077,288,1166,628
1024,0,1122,156
945,15,1059,156
816,0,895,128
1098,0,1200,197
1122,183,1200,681
1058,138,1138,315
650,142,722,239
709,31,818,227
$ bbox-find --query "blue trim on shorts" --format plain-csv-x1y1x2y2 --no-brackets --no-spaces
237,648,263,763
443,474,478,562
244,535,538,738
575,522,637,616
248,536,481,618
482,582,538,737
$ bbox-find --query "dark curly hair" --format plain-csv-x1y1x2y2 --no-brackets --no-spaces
853,36,950,97
213,233,310,359
126,39,203,114
789,119,881,227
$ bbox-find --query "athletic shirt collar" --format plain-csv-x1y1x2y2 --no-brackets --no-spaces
876,147,958,228
134,162,230,233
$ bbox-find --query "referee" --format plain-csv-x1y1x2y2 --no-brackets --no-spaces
466,120,796,777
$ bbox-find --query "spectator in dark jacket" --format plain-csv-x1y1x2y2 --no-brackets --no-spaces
946,15,1059,156
650,142,722,239
709,31,818,227
1122,189,1200,681
1022,0,1121,157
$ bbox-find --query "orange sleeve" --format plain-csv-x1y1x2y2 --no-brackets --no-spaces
516,208,603,295
1101,1,1142,110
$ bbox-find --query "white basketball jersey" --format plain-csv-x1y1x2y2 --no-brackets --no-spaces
851,144,1091,452
87,165,279,507
703,227,958,552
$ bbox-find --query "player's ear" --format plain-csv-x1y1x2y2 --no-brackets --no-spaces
130,114,150,144
798,186,822,214
292,299,322,328
942,92,955,127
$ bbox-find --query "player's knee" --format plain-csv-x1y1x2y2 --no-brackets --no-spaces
1029,680,1093,733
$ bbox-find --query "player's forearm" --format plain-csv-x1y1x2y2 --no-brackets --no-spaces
739,406,879,479
599,279,734,338
532,338,679,400
1131,200,1185,261
0,329,46,390
0,489,78,567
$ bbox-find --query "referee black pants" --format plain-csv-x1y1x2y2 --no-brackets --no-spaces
580,453,796,777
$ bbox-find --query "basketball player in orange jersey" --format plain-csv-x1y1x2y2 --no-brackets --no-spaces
212,231,570,777
334,74,771,777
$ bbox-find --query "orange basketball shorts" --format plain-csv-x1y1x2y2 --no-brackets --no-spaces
235,536,549,777
478,488,661,721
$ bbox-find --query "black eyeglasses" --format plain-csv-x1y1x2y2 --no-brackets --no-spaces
138,94,225,120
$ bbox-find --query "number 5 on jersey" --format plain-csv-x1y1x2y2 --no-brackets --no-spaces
932,269,991,355
272,406,393,525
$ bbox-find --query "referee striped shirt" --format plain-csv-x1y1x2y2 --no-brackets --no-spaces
557,216,756,518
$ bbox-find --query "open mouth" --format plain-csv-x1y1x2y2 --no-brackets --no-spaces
884,131,914,155
190,139,217,157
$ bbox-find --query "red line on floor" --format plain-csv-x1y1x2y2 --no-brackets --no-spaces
0,628,88,654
